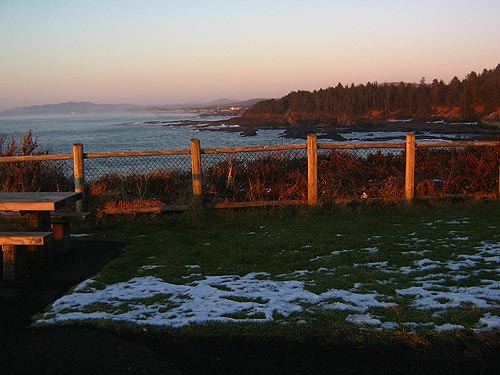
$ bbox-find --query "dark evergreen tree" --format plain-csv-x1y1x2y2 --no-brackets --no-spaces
244,64,500,124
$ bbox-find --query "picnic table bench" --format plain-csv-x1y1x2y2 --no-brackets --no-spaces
50,211,91,253
0,192,83,279
0,232,53,280
0,211,91,253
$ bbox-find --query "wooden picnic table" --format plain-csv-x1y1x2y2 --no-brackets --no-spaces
0,192,83,278
0,192,82,231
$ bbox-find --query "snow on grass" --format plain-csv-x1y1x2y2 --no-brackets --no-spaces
36,217,500,332
38,273,396,328
478,313,500,330
395,283,500,310
435,323,466,332
345,313,384,326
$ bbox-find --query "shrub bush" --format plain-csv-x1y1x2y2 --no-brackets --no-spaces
0,130,72,192
416,147,500,196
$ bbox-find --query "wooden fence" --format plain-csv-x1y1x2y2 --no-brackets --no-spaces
1,133,499,213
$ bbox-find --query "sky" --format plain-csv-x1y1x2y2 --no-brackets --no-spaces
1,0,500,111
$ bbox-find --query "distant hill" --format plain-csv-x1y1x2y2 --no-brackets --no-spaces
1,98,267,116
0,102,142,116
227,98,267,108
207,98,238,106
144,98,267,111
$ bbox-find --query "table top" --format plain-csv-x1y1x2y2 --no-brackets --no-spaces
0,192,82,211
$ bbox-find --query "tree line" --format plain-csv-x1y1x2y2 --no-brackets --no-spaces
245,64,500,124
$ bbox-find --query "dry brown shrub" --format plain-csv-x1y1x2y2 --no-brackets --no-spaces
416,147,499,196
204,155,307,203
0,130,71,192
87,169,191,211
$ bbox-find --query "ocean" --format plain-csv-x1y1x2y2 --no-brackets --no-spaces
0,113,298,154
0,112,489,155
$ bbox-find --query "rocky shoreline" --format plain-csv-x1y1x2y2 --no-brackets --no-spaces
194,116,500,141
138,114,500,142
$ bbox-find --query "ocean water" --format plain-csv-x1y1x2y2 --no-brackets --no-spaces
0,112,487,155
2,113,491,180
0,113,297,154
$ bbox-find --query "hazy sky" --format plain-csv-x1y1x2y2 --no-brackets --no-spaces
1,0,500,111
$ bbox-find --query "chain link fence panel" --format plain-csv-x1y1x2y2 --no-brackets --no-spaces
201,148,308,203
415,146,500,197
2,140,499,211
318,147,406,201
0,159,73,192
84,154,193,211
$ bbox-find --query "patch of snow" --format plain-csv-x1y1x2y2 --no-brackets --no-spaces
446,219,470,225
435,323,465,332
380,321,399,330
182,273,202,279
403,322,435,330
290,270,313,277
309,249,354,261
317,267,335,274
39,274,318,327
139,265,165,271
445,259,478,271
322,302,365,313
396,281,500,310
319,289,396,313
407,258,443,272
452,236,470,241
353,261,389,269
477,314,500,330
38,273,396,328
402,250,431,256
70,233,92,238
345,313,383,326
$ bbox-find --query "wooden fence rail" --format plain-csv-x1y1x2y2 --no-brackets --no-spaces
1,133,499,211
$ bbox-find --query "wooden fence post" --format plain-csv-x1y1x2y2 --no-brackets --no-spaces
405,133,416,201
190,138,203,206
307,133,318,205
498,143,500,198
73,143,85,212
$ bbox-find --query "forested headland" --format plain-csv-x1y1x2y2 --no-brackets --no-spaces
231,64,500,129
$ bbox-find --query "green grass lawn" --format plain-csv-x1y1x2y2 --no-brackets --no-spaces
37,200,500,336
